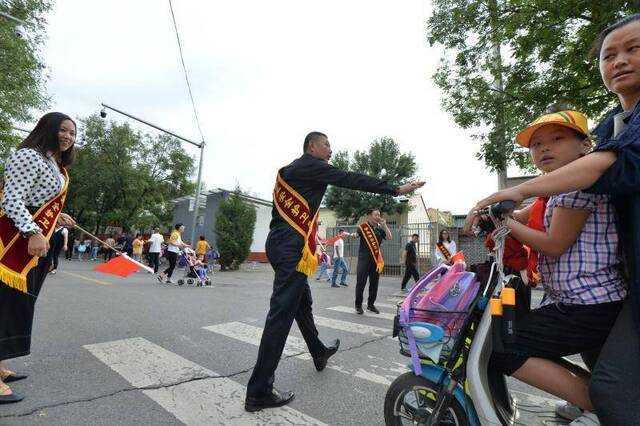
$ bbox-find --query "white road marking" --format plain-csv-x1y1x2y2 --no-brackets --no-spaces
372,302,399,310
84,337,326,425
203,322,398,386
326,305,396,321
314,315,391,337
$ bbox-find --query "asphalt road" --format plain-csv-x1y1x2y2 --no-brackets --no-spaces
0,259,573,425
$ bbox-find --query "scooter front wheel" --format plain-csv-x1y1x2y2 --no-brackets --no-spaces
384,372,468,426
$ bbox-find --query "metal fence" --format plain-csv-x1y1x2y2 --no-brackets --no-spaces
326,223,488,277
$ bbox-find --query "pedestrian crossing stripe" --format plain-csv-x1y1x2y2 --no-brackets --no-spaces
84,337,327,425
326,305,396,321
203,321,400,386
314,315,391,337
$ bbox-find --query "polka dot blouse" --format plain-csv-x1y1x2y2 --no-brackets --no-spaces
1,148,66,234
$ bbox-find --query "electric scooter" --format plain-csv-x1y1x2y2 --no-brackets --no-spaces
384,200,572,426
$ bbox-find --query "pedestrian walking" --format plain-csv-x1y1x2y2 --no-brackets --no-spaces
352,209,391,315
147,227,164,274
48,226,68,274
132,234,144,263
103,234,116,261
331,229,349,287
435,229,457,265
76,239,87,261
90,238,100,261
196,235,211,261
244,131,424,412
64,228,75,260
315,246,331,282
0,112,77,404
157,224,188,284
400,233,420,292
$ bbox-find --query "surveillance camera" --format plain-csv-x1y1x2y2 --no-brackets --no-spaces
14,24,25,39
100,108,107,118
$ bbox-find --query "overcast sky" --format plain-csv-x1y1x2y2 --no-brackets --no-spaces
40,0,502,214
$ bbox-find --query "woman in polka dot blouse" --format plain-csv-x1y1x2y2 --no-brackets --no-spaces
0,112,77,404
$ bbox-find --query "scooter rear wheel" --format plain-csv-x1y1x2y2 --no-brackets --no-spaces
384,372,468,426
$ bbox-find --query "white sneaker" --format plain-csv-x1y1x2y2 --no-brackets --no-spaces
166,278,175,284
555,400,583,421
569,411,600,426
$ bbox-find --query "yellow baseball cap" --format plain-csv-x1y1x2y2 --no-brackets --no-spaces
516,110,590,148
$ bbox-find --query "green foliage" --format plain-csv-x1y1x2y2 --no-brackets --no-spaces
64,115,196,233
214,188,257,270
324,137,418,223
0,0,52,176
428,1,640,172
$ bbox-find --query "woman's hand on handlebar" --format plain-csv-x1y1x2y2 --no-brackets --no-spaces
475,186,526,211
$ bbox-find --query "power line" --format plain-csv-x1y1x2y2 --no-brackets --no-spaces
167,0,205,144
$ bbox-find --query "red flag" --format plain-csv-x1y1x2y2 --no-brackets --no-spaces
94,254,151,278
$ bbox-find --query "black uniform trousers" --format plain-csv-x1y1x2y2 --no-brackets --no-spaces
355,256,380,308
246,227,327,398
400,263,420,289
0,249,52,361
49,230,64,270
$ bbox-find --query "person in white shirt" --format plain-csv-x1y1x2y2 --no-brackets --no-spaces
157,223,188,284
435,229,457,265
147,227,164,274
331,229,350,287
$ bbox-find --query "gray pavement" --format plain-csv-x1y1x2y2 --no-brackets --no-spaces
0,259,573,425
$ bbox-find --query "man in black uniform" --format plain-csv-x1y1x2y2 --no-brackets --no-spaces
353,209,391,315
400,233,420,292
244,132,424,411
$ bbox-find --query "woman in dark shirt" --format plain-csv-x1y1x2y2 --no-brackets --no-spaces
476,15,640,425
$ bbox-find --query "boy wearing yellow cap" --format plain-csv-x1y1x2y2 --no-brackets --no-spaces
488,109,626,424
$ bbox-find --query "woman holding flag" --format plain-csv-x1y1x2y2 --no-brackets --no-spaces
0,112,77,404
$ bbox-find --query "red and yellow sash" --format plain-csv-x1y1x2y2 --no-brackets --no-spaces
436,241,452,262
273,171,319,277
0,168,69,293
359,223,384,273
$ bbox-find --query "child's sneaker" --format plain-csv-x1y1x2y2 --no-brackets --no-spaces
569,411,600,426
555,400,583,421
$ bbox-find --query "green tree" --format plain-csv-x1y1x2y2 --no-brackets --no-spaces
64,115,195,232
324,137,418,223
0,0,52,175
215,188,256,270
427,1,640,176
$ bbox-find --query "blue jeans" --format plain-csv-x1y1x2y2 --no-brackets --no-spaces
331,257,349,285
316,263,330,280
91,247,99,260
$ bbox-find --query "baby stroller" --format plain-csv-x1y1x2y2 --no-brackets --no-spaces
177,247,212,287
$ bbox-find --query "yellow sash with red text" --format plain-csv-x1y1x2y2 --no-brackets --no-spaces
273,171,319,277
359,223,384,273
0,168,69,293
436,242,452,262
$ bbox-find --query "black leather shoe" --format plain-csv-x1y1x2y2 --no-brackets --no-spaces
339,282,348,287
356,306,364,314
3,373,27,383
245,388,295,412
0,391,24,404
367,305,380,314
313,339,340,371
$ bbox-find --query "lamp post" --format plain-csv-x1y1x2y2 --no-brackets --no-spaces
100,103,205,245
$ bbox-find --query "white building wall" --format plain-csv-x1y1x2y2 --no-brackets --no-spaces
250,203,272,253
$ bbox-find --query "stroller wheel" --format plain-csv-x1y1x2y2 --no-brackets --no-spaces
178,279,185,286
187,279,194,285
205,280,211,286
